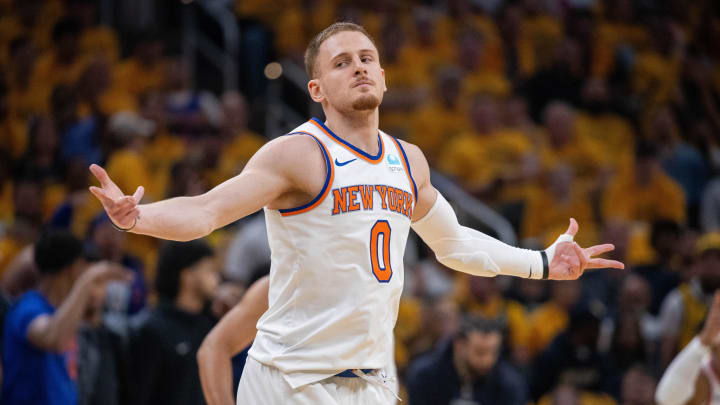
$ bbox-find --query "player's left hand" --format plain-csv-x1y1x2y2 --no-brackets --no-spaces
547,218,625,280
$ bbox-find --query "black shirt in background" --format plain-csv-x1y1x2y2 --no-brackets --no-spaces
130,301,216,405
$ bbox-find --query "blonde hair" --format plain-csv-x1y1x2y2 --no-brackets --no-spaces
304,22,377,78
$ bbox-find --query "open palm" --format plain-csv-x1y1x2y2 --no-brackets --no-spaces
88,164,145,229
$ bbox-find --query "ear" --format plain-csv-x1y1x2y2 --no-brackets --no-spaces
308,79,324,103
381,68,387,92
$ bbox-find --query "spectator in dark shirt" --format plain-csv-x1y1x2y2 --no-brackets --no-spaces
1,230,128,405
531,301,616,401
131,240,220,405
407,315,528,405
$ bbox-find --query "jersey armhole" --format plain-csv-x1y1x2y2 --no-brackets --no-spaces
390,137,418,203
279,132,334,216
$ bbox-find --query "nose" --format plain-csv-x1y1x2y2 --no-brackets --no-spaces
353,56,367,75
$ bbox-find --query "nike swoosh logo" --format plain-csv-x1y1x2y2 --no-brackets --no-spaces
335,158,357,166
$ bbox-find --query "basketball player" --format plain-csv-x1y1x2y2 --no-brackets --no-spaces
88,22,624,404
657,291,720,405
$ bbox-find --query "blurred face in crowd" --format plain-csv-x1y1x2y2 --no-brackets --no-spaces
31,116,58,156
437,70,461,107
221,91,249,132
92,220,126,261
547,165,574,200
184,257,220,302
552,384,581,405
698,250,720,294
469,276,498,303
551,280,581,309
621,368,656,405
13,180,43,224
618,275,651,314
470,97,499,135
544,103,576,147
457,30,485,71
455,330,502,377
309,31,387,114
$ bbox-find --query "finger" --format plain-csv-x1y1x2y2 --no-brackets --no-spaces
565,218,578,237
132,186,144,204
89,164,112,188
572,242,588,267
586,258,625,269
109,197,136,217
584,244,615,257
115,208,139,227
89,186,114,206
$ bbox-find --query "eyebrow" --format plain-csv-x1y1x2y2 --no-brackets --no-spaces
330,49,377,62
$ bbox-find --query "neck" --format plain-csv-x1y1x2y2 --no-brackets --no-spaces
37,276,71,307
323,107,380,153
174,289,204,314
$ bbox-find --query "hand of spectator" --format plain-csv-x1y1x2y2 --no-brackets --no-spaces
548,218,625,280
700,291,720,347
88,164,144,230
78,261,132,289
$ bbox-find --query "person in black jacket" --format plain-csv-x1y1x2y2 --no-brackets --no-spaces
130,240,220,405
407,315,528,405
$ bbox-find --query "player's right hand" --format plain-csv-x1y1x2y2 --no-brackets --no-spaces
88,164,144,229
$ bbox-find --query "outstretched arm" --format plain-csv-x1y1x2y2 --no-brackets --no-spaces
89,136,314,241
198,276,269,405
656,291,720,405
403,140,623,280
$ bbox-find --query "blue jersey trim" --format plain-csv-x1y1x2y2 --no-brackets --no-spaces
393,138,418,198
310,117,383,162
278,132,332,214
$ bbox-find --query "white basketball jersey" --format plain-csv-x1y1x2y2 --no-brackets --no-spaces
249,118,417,389
702,358,720,404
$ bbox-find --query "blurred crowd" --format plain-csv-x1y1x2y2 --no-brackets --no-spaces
0,0,719,404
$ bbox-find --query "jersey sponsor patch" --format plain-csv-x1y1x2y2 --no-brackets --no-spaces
386,154,403,172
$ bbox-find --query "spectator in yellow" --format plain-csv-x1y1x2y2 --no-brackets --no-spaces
6,36,47,123
575,78,634,171
516,2,563,78
440,95,533,203
602,142,686,225
66,0,120,63
378,19,427,138
456,28,511,99
522,164,598,248
139,90,187,199
657,232,720,367
30,19,91,104
0,177,43,275
105,112,155,202
591,0,649,78
408,66,468,163
453,275,531,365
539,102,610,188
216,91,265,183
528,280,582,356
112,33,167,98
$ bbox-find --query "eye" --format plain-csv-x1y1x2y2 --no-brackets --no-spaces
336,61,348,68
361,56,373,63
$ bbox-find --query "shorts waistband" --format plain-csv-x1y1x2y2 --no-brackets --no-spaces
334,369,375,378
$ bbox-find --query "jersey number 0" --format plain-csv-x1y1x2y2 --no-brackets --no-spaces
370,220,392,282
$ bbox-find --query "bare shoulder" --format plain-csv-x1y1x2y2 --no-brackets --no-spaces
396,139,430,188
250,134,322,168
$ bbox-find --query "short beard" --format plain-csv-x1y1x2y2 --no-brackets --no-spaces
352,94,380,111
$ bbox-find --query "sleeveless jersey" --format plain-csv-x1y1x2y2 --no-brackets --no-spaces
249,118,418,389
702,358,720,404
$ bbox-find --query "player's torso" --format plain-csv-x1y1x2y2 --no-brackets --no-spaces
251,118,417,379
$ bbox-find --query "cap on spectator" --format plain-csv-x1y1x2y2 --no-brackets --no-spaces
696,232,720,255
109,111,155,140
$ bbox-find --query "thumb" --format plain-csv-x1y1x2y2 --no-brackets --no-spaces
565,218,579,237
132,186,145,204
